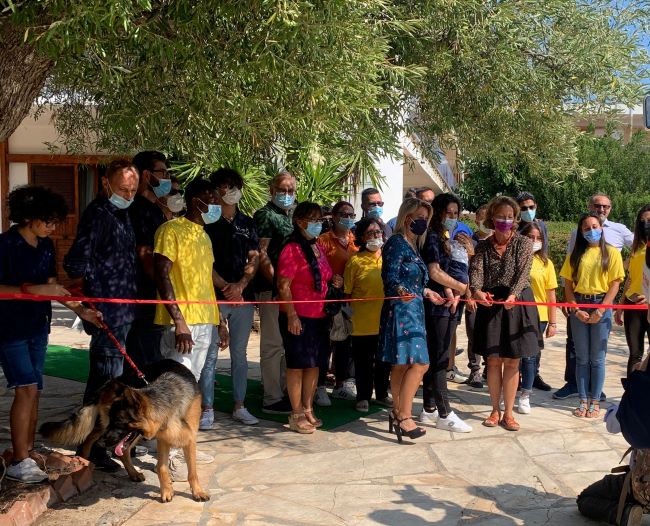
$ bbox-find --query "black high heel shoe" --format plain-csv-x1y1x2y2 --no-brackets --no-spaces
394,417,426,444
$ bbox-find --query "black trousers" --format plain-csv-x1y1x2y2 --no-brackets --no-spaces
423,315,457,417
577,473,638,525
351,335,390,401
123,319,164,383
564,319,577,386
623,298,650,374
319,337,354,386
465,309,482,373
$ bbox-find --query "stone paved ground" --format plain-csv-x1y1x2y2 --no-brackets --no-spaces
1,307,647,525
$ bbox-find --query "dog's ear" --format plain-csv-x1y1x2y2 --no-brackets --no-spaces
98,380,128,404
123,388,143,414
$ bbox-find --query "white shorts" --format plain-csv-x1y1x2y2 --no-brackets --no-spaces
160,323,214,382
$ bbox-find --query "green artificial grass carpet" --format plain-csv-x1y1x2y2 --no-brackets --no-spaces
43,345,384,430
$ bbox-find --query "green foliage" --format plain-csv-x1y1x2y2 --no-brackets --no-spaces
459,129,650,228
1,0,647,183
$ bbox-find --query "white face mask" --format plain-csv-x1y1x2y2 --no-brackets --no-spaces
222,187,242,205
366,238,384,252
478,221,493,236
532,241,543,252
165,194,185,213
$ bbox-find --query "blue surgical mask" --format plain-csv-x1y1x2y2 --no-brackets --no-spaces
273,192,295,210
306,221,322,238
199,200,222,224
151,177,172,198
108,183,133,209
339,218,356,230
443,218,458,232
521,209,536,222
583,229,602,244
367,206,383,219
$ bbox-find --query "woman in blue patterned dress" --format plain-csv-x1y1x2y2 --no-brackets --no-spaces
379,198,445,442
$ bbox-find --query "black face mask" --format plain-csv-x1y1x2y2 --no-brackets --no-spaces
642,220,650,240
409,218,428,236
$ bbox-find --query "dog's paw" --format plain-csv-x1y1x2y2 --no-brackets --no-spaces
129,471,145,482
192,490,210,502
160,487,174,503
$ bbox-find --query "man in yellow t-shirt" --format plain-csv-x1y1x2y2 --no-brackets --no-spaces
154,179,229,382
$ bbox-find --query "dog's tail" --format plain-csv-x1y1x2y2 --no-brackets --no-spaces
39,405,99,446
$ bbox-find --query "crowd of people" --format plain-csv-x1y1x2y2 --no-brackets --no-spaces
1,153,649,489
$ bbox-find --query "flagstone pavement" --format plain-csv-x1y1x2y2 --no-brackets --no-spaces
1,307,647,525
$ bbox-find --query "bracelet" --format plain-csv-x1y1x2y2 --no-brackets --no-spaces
20,283,34,294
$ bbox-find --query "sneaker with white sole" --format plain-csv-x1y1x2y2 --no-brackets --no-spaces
355,400,369,412
331,385,356,401
446,366,469,384
517,394,531,414
233,407,259,425
6,457,48,484
435,411,472,433
199,408,214,430
419,407,438,425
315,386,332,406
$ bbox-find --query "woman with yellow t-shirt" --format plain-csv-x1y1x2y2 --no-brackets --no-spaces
519,222,558,414
560,213,625,419
343,218,391,412
615,204,650,374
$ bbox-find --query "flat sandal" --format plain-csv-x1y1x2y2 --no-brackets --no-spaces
573,400,588,418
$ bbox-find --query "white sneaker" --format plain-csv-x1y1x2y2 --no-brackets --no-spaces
315,386,332,407
233,407,259,425
517,394,531,414
199,408,214,430
6,457,48,484
331,385,356,401
419,407,438,425
446,366,469,384
436,411,472,433
355,400,369,412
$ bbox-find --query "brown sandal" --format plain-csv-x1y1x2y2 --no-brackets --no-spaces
500,415,520,432
303,409,323,428
586,401,600,419
288,413,315,434
573,400,588,418
482,410,501,427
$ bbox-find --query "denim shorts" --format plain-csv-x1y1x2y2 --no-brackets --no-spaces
0,329,49,390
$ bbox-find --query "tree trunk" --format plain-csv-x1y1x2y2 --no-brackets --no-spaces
0,21,53,143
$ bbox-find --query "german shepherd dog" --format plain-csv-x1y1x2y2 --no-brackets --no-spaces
39,360,209,502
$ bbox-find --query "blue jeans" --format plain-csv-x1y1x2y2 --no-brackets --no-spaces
520,322,547,392
570,296,611,401
84,324,131,405
199,304,255,408
0,328,49,390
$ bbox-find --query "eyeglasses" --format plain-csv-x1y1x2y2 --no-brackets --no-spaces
520,205,536,211
593,204,611,210
368,202,384,208
364,230,383,239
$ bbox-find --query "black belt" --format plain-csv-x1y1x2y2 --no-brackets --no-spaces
575,293,605,301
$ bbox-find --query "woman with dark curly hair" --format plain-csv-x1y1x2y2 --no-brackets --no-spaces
0,186,102,483
615,204,650,374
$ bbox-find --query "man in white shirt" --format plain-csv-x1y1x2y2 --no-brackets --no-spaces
554,193,633,400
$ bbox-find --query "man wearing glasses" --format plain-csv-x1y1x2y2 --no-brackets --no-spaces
516,191,550,253
357,187,392,238
554,192,633,401
125,151,172,377
253,171,297,414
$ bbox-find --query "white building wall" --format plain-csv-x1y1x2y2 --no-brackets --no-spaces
9,163,28,190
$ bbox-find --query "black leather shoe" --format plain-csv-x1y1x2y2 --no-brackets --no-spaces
533,375,552,391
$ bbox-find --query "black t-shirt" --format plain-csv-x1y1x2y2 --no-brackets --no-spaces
421,230,454,318
128,195,166,321
205,211,259,302
0,227,57,341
